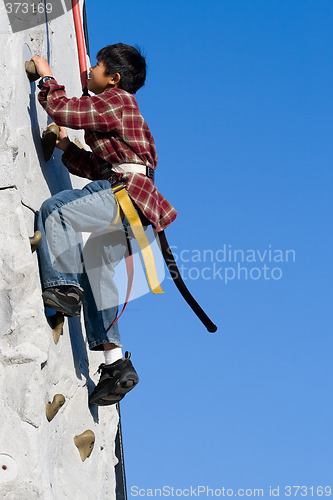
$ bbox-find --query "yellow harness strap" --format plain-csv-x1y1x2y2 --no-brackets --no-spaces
112,183,164,295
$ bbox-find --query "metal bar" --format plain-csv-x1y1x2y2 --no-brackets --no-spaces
71,0,88,93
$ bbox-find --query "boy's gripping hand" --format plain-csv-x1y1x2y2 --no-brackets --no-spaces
31,56,54,78
43,123,70,152
54,124,70,152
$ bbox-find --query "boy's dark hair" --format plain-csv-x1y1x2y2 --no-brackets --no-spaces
97,43,146,94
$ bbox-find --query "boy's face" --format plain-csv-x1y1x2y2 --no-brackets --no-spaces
88,60,120,94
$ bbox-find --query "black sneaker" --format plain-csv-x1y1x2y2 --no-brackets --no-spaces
89,352,139,406
42,286,83,317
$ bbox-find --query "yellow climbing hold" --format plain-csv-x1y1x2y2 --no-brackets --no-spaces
46,394,65,422
25,60,39,82
42,123,60,161
74,137,85,149
74,430,95,462
29,230,42,253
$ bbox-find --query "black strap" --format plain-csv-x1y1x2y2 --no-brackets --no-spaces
157,231,217,333
114,403,128,500
82,1,91,58
146,166,155,180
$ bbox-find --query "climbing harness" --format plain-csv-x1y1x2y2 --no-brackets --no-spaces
105,223,134,333
106,169,217,332
105,174,163,334
112,181,163,295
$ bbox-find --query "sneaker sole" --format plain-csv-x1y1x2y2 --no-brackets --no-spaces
43,293,81,317
89,375,139,406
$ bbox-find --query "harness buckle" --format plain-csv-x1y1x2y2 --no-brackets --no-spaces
107,171,120,187
146,166,155,180
112,182,125,194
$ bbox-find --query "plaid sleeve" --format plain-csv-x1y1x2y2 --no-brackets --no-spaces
38,80,123,132
61,142,101,180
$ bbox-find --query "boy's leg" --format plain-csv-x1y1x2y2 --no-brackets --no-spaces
80,226,139,406
37,179,140,405
80,227,127,351
36,180,119,315
36,193,82,290
80,207,152,351
86,224,140,406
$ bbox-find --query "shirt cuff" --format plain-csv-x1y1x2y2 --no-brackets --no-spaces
38,79,65,99
61,141,83,164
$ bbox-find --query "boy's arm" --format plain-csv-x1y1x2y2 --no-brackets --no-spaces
60,139,102,180
31,55,122,132
38,79,122,132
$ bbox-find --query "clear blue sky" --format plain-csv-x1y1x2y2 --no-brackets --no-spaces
85,1,332,496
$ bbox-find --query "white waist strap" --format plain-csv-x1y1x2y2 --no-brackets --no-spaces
111,163,147,175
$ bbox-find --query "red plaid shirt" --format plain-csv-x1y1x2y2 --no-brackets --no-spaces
38,80,177,232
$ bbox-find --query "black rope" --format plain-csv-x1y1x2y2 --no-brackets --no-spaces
158,230,217,333
82,0,90,58
21,200,37,214
115,403,128,500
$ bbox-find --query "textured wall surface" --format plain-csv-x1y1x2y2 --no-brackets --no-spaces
0,3,118,499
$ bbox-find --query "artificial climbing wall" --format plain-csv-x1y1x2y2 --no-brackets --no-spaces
0,2,119,498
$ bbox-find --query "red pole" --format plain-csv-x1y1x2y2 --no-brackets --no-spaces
72,0,88,93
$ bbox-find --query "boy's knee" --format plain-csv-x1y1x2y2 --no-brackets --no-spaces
40,190,71,217
40,195,60,217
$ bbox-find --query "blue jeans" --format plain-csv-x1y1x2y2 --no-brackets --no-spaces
36,180,148,351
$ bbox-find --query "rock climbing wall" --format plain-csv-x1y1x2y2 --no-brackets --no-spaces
0,3,119,499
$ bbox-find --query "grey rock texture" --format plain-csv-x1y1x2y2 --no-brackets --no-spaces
0,3,118,499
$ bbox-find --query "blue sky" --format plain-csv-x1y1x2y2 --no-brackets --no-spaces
85,0,333,496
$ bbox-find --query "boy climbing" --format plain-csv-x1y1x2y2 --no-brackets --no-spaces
31,43,177,406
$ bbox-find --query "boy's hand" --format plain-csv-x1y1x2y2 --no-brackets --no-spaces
44,123,70,152
31,56,54,78
55,125,70,152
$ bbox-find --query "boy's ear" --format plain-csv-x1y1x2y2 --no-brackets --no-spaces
109,73,121,86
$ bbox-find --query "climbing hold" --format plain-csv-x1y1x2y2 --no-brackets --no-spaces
0,454,18,483
41,124,60,161
46,394,66,422
29,230,42,253
74,430,95,462
74,137,85,149
47,311,64,344
25,60,39,82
